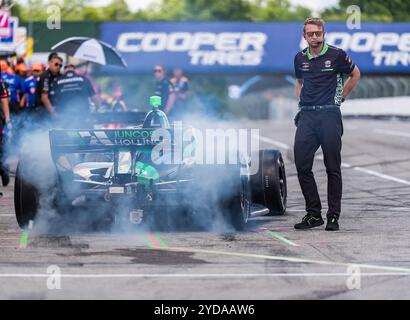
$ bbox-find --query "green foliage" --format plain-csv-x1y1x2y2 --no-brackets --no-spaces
12,0,311,22
9,0,410,23
322,0,410,22
251,0,311,21
146,0,308,21
12,0,138,22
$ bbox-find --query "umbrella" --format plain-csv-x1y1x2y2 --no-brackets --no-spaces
51,37,127,68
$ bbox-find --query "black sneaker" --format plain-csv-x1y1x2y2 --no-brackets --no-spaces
294,214,324,230
326,215,339,231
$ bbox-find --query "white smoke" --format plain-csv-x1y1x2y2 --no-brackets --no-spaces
9,104,257,235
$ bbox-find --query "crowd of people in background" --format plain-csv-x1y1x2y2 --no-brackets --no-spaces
153,64,190,118
0,50,191,192
0,53,191,132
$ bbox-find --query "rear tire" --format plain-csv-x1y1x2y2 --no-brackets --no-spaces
14,161,39,229
250,149,287,215
14,158,60,229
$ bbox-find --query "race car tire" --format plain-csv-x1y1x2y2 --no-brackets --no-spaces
14,158,60,229
191,163,251,231
14,161,39,229
250,149,287,215
226,166,251,231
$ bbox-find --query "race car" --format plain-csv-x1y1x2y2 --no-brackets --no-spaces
14,96,287,231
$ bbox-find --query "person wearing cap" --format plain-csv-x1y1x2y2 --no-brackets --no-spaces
52,64,101,126
15,62,29,78
20,64,44,113
0,60,23,115
0,63,11,187
35,53,63,116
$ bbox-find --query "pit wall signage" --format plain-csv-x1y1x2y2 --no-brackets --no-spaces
101,22,410,73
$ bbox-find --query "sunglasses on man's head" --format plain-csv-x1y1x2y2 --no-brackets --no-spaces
54,62,62,68
153,69,163,73
305,31,324,37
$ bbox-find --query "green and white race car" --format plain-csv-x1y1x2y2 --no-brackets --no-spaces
15,96,287,231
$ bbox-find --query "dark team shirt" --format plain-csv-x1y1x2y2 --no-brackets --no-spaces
294,43,355,106
53,70,95,113
36,69,60,106
154,78,174,111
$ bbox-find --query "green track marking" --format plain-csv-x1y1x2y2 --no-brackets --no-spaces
265,230,299,247
153,234,166,248
19,230,29,248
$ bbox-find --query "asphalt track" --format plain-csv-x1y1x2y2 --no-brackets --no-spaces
1,118,410,300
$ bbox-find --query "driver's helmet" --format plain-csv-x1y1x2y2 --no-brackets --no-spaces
142,96,170,129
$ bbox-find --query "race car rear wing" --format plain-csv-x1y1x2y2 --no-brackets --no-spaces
49,128,174,156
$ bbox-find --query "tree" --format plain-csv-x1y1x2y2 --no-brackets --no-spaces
323,0,410,22
143,0,253,21
184,0,254,21
11,0,313,22
251,0,311,21
102,0,135,21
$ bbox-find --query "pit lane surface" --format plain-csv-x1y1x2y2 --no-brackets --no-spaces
1,118,410,300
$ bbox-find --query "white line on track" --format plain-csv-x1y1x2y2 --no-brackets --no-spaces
0,214,14,217
157,247,410,273
256,135,410,186
353,167,410,186
0,273,409,278
0,246,409,274
253,135,290,150
373,129,410,138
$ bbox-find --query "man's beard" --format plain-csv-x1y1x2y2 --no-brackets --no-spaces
309,41,323,48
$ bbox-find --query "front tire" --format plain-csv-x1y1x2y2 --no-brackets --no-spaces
227,169,251,230
191,164,251,231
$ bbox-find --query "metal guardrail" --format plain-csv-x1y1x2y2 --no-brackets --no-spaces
227,75,410,120
349,76,410,99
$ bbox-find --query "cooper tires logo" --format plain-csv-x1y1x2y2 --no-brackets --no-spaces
116,32,267,66
300,32,410,67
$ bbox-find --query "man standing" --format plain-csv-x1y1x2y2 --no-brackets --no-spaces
52,64,100,127
153,64,175,114
36,52,63,116
19,64,44,129
21,64,43,111
169,68,189,119
293,18,360,231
